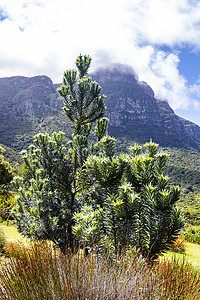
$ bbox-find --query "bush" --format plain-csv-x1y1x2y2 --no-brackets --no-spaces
170,235,186,253
184,225,200,244
0,192,16,220
0,241,199,299
0,228,6,253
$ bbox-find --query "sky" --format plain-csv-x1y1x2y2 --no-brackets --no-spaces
1,0,200,126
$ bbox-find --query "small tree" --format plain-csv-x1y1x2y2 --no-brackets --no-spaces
13,55,106,253
125,142,183,260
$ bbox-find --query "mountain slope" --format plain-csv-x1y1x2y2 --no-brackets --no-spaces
92,64,200,150
1,65,200,151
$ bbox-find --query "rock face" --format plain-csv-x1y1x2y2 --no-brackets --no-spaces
0,75,63,150
0,75,59,121
92,66,163,128
92,65,200,149
1,65,200,151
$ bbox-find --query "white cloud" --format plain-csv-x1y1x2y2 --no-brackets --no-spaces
127,0,200,46
0,0,200,113
137,50,189,109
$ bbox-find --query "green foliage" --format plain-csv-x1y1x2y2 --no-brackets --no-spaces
0,146,14,220
184,225,200,244
12,55,107,253
0,115,41,152
57,54,106,171
75,140,183,260
12,132,76,252
12,55,183,261
165,147,200,187
165,147,200,220
0,145,13,188
124,143,183,260
94,117,109,141
72,205,103,247
0,227,6,253
57,54,106,135
0,192,16,220
0,144,22,166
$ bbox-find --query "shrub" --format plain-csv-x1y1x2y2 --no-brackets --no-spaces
184,225,200,244
0,192,16,220
170,235,186,253
0,228,6,253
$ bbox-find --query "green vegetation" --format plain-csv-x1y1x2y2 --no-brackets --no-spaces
12,55,183,261
0,193,15,220
183,225,200,244
184,242,200,268
165,147,200,187
0,144,22,166
0,228,6,253
0,145,13,188
165,242,200,270
0,146,15,220
0,115,41,151
73,141,183,260
165,147,200,220
12,55,107,254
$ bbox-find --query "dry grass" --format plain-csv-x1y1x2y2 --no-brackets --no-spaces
0,224,200,299
0,241,200,299
0,222,27,243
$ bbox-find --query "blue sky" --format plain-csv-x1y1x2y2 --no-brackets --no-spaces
0,0,200,125
176,48,200,125
178,48,200,85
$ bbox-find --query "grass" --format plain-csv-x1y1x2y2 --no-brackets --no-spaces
165,242,200,270
0,241,200,299
0,222,27,243
185,242,200,268
0,224,200,299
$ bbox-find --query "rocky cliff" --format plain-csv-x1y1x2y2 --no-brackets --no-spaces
92,64,200,149
1,65,200,151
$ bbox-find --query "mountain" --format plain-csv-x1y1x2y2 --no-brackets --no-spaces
92,64,200,150
1,65,200,151
0,75,69,150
